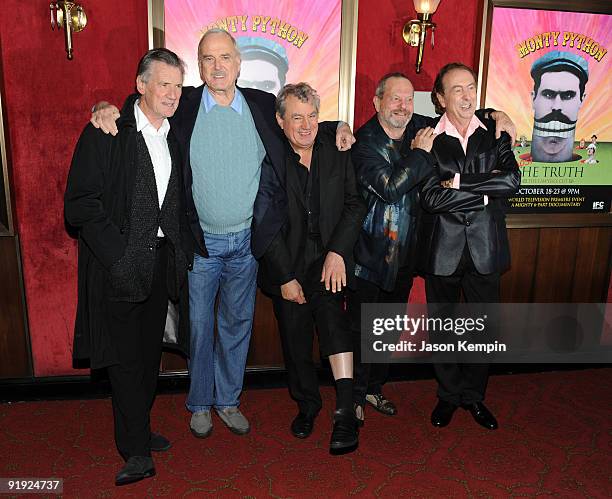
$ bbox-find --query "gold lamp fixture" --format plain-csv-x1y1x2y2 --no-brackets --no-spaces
402,0,441,73
50,1,87,60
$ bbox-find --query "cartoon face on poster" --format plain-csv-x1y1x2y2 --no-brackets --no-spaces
164,0,342,121
484,7,611,213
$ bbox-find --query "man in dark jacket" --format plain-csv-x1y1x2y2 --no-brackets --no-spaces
64,48,191,486
347,73,516,424
257,83,366,453
347,73,436,421
419,62,520,431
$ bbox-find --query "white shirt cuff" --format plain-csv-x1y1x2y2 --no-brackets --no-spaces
452,173,460,189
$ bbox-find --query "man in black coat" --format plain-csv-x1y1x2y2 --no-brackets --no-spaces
257,83,366,453
419,63,520,430
347,73,436,422
65,48,191,486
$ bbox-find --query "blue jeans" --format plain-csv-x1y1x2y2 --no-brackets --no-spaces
186,228,258,412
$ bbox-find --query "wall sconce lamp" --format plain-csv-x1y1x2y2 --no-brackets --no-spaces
402,0,441,73
50,2,87,60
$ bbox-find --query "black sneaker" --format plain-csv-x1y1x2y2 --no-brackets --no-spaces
330,408,359,454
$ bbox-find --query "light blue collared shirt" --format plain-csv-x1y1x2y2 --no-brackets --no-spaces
202,86,243,115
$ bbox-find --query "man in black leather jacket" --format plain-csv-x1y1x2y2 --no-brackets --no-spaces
420,62,520,431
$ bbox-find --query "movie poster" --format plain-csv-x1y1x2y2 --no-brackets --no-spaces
484,7,611,213
164,0,342,121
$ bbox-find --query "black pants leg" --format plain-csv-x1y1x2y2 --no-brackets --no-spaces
347,277,380,406
107,244,168,459
426,247,498,406
368,268,414,394
348,268,414,405
272,297,322,417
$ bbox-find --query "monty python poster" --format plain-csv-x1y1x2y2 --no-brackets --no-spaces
484,7,611,213
164,0,342,121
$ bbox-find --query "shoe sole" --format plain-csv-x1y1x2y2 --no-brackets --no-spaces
190,427,213,439
151,444,172,452
329,439,359,455
431,420,451,428
291,430,312,439
221,422,250,435
115,469,156,486
150,441,172,452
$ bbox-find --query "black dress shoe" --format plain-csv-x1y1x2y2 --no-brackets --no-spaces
365,393,397,416
330,408,359,454
463,402,498,430
150,433,171,452
431,400,457,428
291,413,315,439
115,456,155,486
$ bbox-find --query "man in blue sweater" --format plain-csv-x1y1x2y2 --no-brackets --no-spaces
91,29,353,439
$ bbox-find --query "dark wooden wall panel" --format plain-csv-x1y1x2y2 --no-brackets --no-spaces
502,226,611,305
571,227,612,302
502,228,539,302
532,228,579,302
0,236,31,378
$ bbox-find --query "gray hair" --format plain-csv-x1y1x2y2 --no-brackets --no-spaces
275,82,320,118
198,28,240,58
375,72,411,99
137,48,185,83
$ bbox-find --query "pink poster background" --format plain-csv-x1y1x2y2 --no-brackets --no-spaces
484,7,611,141
164,0,341,120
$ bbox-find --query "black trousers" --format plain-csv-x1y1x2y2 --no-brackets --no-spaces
347,266,414,406
106,242,168,459
425,246,499,406
272,277,352,417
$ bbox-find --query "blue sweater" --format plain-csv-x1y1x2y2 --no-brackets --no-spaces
190,96,265,234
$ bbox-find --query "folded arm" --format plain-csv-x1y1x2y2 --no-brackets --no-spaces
421,166,486,214
453,133,521,198
353,138,435,205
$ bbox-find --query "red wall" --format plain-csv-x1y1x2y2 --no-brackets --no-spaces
0,0,482,376
355,0,483,128
0,1,148,375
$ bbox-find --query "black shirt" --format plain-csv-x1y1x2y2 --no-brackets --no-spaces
286,143,325,281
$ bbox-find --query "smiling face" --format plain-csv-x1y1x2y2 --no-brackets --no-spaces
374,77,414,139
436,68,477,128
136,61,183,129
198,31,241,95
276,95,319,152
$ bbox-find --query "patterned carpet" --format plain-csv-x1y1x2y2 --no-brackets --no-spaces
1,369,610,498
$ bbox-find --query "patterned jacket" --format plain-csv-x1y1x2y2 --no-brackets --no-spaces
351,114,435,291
